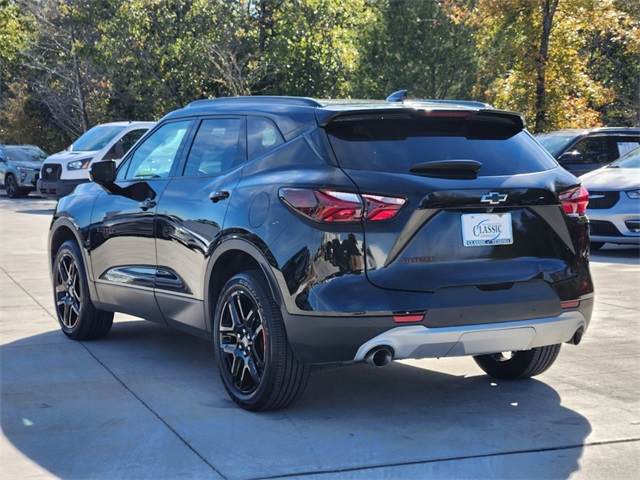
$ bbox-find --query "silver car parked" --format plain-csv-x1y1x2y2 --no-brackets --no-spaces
580,147,640,249
0,145,48,198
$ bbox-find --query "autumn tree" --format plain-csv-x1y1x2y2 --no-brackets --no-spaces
453,0,640,132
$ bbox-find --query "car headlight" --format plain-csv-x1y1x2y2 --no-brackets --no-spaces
626,190,640,199
67,159,91,170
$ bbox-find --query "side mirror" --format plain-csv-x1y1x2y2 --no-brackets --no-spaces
89,160,116,184
558,151,583,165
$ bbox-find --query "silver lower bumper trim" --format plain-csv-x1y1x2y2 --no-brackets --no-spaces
353,312,588,362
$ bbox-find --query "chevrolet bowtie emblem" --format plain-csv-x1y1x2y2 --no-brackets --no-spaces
481,192,508,204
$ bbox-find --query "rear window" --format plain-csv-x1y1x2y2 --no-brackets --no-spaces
325,116,557,176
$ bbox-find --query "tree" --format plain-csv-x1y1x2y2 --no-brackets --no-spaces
353,0,477,101
454,0,640,131
19,0,112,138
262,0,370,97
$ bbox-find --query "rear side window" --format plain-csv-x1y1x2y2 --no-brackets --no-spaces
325,116,557,176
248,117,284,160
183,118,244,177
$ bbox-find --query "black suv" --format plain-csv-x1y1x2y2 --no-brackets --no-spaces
536,127,640,176
48,94,594,411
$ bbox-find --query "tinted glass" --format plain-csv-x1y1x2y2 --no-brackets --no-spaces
248,117,284,160
6,147,47,162
326,117,557,176
610,147,640,168
120,121,190,180
563,137,611,165
183,119,244,177
106,128,149,160
71,125,125,152
535,134,576,156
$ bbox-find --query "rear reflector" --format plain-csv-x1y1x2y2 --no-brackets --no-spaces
561,300,580,309
279,188,405,222
559,186,589,215
393,314,424,323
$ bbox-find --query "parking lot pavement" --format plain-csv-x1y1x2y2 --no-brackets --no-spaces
1,192,639,479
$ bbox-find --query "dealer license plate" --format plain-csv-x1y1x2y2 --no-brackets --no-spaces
461,213,513,247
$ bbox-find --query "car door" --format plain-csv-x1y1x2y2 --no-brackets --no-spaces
154,117,246,334
89,119,194,323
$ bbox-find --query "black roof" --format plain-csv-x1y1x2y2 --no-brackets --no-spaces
163,96,523,139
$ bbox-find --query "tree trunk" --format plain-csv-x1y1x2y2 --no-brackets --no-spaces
534,0,559,133
70,28,89,133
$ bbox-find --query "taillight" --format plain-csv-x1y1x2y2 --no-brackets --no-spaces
279,188,405,222
559,186,589,215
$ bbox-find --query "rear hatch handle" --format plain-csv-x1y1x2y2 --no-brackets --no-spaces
409,159,482,179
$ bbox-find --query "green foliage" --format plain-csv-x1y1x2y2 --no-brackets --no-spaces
262,0,370,97
352,0,477,100
1,0,638,151
461,0,639,131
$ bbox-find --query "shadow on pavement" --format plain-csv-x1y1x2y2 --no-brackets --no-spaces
1,320,591,479
590,245,639,265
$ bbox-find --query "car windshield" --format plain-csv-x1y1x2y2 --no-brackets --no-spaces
535,134,576,156
608,147,640,168
70,125,125,152
6,146,47,162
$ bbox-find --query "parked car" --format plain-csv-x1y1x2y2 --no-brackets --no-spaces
0,144,48,198
579,147,640,249
38,121,154,198
48,94,594,411
535,127,640,176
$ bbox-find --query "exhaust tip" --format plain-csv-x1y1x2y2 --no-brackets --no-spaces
569,327,584,345
365,346,394,367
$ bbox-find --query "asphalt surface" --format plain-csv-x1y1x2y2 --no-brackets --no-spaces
1,192,639,479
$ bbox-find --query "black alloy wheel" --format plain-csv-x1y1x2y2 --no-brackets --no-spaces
5,174,22,198
214,271,309,411
52,240,113,340
219,288,267,395
55,249,82,329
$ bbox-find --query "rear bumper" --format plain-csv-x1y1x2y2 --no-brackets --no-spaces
284,296,593,364
353,310,589,362
37,178,87,198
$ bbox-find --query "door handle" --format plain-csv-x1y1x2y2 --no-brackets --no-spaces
209,190,230,203
139,198,157,210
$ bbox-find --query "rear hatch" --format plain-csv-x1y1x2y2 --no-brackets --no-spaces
322,108,583,309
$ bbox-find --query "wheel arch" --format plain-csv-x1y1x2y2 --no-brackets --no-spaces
49,217,102,306
204,238,286,334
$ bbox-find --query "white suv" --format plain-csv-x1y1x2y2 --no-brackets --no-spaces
38,121,154,198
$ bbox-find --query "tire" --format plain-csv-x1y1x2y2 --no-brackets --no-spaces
590,242,605,251
214,271,310,411
5,174,22,198
52,240,113,340
473,344,561,380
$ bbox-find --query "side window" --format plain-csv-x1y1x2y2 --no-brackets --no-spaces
248,117,284,161
119,121,190,180
563,137,609,165
183,119,244,177
614,137,640,158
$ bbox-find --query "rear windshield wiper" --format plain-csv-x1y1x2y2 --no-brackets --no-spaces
410,159,482,179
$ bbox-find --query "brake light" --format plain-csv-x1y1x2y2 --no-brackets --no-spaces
279,188,405,222
559,186,589,215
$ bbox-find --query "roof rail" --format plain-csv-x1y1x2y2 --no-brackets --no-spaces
187,96,323,108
